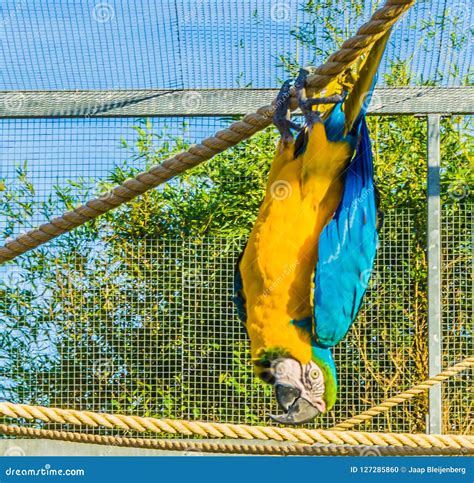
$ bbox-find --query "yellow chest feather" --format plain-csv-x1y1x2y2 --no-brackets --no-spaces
241,124,351,363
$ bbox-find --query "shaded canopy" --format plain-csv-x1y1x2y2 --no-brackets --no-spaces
0,0,471,90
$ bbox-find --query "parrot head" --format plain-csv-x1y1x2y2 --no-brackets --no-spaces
257,345,338,425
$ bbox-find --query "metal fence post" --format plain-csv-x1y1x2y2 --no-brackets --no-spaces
427,114,442,434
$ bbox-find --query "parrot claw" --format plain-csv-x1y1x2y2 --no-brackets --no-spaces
295,67,345,126
273,79,298,143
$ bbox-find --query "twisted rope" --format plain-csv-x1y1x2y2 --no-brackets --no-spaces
333,356,474,430
0,0,415,264
1,425,471,456
0,356,472,453
0,355,471,450
0,405,472,450
0,404,473,451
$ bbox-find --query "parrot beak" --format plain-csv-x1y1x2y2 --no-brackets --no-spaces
270,384,321,425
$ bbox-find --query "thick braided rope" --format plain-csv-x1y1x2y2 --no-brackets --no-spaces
1,425,471,456
0,0,415,264
333,356,474,431
0,403,473,450
303,1,415,98
0,355,472,449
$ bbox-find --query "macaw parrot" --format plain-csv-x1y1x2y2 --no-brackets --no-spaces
232,32,390,425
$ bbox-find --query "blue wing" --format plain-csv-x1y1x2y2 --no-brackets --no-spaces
312,118,379,348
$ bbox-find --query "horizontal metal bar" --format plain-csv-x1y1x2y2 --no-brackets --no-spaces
0,87,472,118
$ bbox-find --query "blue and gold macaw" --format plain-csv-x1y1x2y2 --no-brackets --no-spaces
233,32,389,425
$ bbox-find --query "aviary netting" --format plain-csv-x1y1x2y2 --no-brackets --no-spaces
0,0,472,455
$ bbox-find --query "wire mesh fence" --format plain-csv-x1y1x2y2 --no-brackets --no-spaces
0,203,471,436
1,0,471,91
0,116,230,243
0,107,472,438
441,188,472,435
0,0,472,440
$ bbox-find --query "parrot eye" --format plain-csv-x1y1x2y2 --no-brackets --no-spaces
310,369,320,380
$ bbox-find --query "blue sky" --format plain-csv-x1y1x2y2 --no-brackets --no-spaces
0,0,471,90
